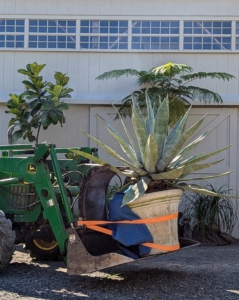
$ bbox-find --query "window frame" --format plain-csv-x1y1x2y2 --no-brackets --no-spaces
0,17,238,53
130,20,180,51
183,21,232,51
28,19,77,50
0,19,25,49
79,20,128,51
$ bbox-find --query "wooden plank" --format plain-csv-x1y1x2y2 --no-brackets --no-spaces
2,53,15,92
13,53,29,91
15,0,26,14
153,0,175,15
88,54,100,93
215,55,229,96
66,54,79,93
36,0,48,15
67,0,80,15
78,53,90,93
24,1,37,14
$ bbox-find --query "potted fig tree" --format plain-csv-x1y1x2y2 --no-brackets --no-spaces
71,93,233,255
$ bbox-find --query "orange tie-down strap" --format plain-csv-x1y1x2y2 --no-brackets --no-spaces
77,212,180,252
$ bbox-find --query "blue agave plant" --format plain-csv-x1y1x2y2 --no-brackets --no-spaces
71,93,232,206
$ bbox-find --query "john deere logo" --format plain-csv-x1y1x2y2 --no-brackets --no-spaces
27,164,37,173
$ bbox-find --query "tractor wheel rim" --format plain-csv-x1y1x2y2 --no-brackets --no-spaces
33,239,58,251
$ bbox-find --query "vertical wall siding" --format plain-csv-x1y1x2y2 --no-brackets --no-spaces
1,104,90,147
1,0,239,16
0,52,239,97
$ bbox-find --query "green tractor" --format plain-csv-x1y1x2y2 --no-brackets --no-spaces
0,142,131,274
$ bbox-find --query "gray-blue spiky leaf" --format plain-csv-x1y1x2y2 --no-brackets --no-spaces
179,159,224,177
153,97,169,159
163,105,191,153
143,134,158,173
132,106,148,159
178,145,231,168
145,91,155,135
173,182,237,198
112,104,142,164
122,177,151,206
70,149,135,177
157,114,206,171
80,129,147,176
150,167,185,180
177,171,233,181
95,114,142,168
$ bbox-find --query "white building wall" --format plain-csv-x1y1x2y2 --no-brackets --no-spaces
1,0,239,236
1,0,239,17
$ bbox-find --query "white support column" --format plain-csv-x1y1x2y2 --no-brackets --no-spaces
76,19,80,51
179,20,184,51
24,19,29,50
128,20,132,51
231,20,236,52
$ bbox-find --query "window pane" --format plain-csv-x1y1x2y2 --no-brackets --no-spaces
161,21,169,27
142,28,150,34
171,21,179,27
39,27,47,33
184,28,192,34
132,43,140,49
68,21,76,26
7,20,15,25
142,21,150,27
39,20,47,26
48,27,57,33
67,43,75,49
161,28,169,34
132,28,140,34
29,42,37,48
81,21,89,26
120,21,128,27
184,21,192,27
170,28,179,34
6,26,15,32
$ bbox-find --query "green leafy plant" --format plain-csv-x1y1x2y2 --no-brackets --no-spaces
5,62,73,144
106,181,121,203
96,62,235,126
179,182,237,245
71,92,234,206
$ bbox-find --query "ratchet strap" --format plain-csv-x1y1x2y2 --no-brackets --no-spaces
78,212,180,252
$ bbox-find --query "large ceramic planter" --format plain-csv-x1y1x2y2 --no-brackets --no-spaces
127,189,183,255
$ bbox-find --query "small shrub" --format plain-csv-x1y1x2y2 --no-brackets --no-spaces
179,182,237,245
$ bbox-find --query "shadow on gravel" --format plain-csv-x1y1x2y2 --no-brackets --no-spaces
3,261,202,299
2,243,239,299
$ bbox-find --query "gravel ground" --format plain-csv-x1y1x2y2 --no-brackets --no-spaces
1,241,239,300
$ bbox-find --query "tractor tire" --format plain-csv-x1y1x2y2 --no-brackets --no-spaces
24,239,61,261
0,211,16,272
